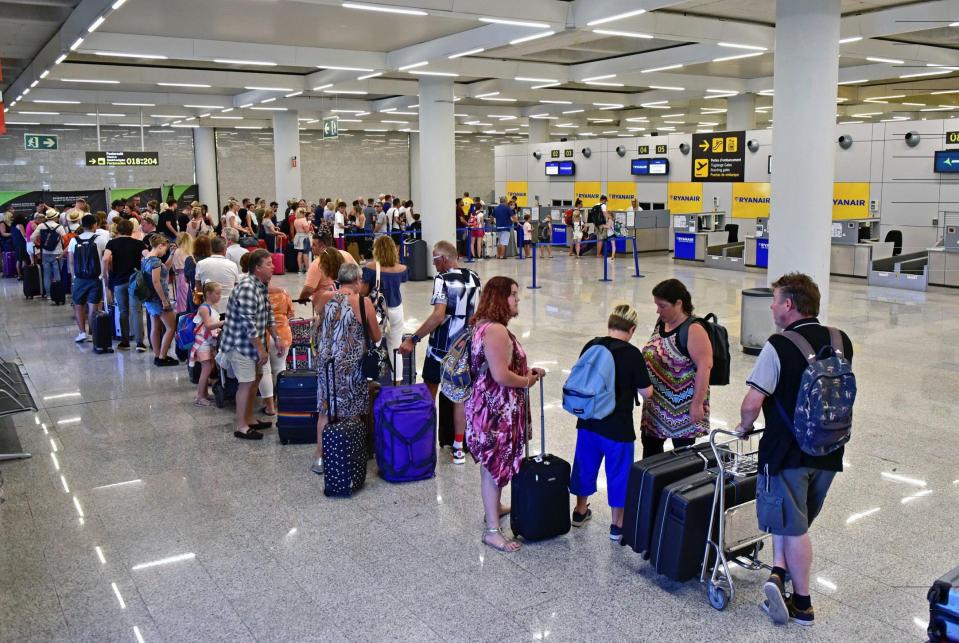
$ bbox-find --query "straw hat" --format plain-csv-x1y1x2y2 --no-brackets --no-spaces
44,208,59,221
67,209,83,223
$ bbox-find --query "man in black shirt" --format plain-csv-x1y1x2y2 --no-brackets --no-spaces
569,304,653,542
103,218,148,350
736,273,853,628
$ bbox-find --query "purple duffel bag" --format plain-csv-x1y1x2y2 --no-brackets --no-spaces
372,383,437,483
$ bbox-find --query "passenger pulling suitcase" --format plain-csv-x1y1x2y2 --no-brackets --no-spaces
91,310,114,354
650,469,757,582
622,443,717,557
277,347,319,445
510,379,571,542
322,357,367,497
929,566,959,642
22,264,41,299
373,348,436,483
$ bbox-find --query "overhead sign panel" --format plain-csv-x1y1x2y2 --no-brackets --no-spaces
24,133,58,151
667,182,704,214
934,149,959,173
691,130,746,182
86,151,159,167
732,182,771,218
322,116,338,139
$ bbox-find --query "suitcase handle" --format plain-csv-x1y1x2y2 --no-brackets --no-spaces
524,376,547,461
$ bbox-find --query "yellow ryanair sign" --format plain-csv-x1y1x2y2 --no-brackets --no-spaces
574,181,602,207
666,182,704,214
731,182,771,218
505,181,528,207
607,182,636,210
832,182,870,220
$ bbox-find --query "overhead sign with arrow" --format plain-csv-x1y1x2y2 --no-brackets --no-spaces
934,149,959,173
24,133,58,151
85,151,159,167
322,116,338,140
691,130,746,182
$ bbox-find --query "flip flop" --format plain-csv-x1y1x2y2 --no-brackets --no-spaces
481,527,520,553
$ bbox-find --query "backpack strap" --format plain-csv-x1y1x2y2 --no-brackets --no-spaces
781,330,817,365
826,326,845,357
675,316,699,358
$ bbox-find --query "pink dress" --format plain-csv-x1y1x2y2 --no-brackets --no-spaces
465,321,531,487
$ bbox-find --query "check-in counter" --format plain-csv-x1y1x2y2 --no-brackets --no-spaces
928,248,959,287
744,217,769,268
633,209,670,252
830,218,892,278
673,212,728,262
869,251,930,291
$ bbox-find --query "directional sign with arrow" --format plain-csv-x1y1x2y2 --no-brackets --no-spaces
322,116,338,140
935,150,959,173
24,133,58,151
691,130,746,182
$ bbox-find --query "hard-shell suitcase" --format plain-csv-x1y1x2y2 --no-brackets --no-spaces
650,469,757,582
510,379,571,542
23,264,41,299
3,251,16,278
277,347,319,445
622,443,717,557
929,566,959,642
284,244,299,273
91,310,114,354
373,348,436,482
402,239,430,281
60,261,71,296
322,358,367,497
50,278,66,305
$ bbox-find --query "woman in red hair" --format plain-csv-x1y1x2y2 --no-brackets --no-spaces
465,276,545,553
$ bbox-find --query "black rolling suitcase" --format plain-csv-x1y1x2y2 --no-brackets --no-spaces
929,566,959,642
49,278,66,305
649,469,757,582
91,310,114,354
322,357,367,497
402,239,430,281
23,264,41,299
510,379,571,542
622,443,716,557
277,347,319,445
284,243,299,273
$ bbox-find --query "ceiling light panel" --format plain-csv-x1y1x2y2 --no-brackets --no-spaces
342,2,427,16
478,17,549,28
586,9,646,26
510,31,554,45
591,29,652,39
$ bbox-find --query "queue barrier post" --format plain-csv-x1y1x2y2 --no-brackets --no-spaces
516,226,525,260
528,242,541,290
598,239,612,282
464,226,475,264
631,237,644,278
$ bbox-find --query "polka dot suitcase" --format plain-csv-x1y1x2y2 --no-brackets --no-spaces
321,357,368,497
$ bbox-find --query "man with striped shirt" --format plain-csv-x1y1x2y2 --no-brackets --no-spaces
399,240,481,464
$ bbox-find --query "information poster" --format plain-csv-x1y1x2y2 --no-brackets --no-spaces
163,184,199,206
0,190,45,214
111,187,162,205
666,182,704,214
832,183,870,220
46,189,107,214
731,183,771,218
691,130,746,182
606,182,636,211
573,181,602,207
505,181,528,207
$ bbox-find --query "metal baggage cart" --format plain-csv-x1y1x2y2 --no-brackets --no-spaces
701,428,770,610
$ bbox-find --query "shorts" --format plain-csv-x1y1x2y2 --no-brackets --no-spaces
497,230,511,247
756,466,836,537
71,277,103,306
217,349,262,384
144,300,166,317
422,354,442,384
568,429,634,508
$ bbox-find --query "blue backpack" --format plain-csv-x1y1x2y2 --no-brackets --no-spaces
175,304,209,351
562,343,618,420
775,327,856,456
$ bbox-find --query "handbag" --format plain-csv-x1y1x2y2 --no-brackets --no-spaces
358,292,390,382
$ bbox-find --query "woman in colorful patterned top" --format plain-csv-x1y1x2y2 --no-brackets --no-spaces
640,278,713,458
465,276,545,553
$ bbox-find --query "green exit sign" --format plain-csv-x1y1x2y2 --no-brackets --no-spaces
24,133,58,151
322,116,339,139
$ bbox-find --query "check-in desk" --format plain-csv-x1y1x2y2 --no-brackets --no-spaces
830,218,893,278
633,209,670,252
673,212,728,262
745,217,769,268
928,222,959,287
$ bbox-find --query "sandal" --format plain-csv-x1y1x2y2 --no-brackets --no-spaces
481,527,520,553
194,398,214,407
259,406,276,416
233,428,263,440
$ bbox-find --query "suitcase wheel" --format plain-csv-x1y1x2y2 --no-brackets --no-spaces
708,584,729,611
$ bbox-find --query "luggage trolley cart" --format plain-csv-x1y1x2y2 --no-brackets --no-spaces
701,428,769,611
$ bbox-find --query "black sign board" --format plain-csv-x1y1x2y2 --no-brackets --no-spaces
86,151,159,167
655,144,667,154
46,189,108,214
691,130,746,182
948,131,959,145
564,149,573,158
638,145,649,155
551,149,560,158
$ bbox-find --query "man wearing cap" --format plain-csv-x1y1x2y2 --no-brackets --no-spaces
29,209,66,303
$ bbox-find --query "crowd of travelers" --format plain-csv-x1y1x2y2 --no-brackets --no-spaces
2,190,849,628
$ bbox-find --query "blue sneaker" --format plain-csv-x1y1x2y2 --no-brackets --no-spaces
609,524,623,542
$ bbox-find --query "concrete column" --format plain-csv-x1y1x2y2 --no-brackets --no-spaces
417,77,456,256
768,0,840,316
409,132,421,209
272,111,302,204
193,127,219,224
726,94,756,131
527,118,548,144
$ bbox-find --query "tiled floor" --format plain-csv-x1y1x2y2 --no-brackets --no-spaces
1,252,954,642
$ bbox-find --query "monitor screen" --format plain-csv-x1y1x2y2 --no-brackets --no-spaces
545,160,575,176
631,158,669,175
934,150,959,173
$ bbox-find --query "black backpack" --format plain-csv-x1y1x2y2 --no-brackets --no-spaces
589,204,604,226
677,313,731,386
40,222,62,253
73,236,101,279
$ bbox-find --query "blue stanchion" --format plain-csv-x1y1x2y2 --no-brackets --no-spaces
598,239,612,282
631,237,644,278
528,242,541,290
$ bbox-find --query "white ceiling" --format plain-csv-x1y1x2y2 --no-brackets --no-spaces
3,0,959,138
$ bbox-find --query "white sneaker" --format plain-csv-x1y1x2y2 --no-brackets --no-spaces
74,332,87,343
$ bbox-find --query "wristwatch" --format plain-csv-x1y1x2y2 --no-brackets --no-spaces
410,334,421,345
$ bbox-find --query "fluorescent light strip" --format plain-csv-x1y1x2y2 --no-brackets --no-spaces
705,93,737,99
342,2,427,16
211,116,243,120
711,52,763,63
250,106,287,111
585,81,624,87
449,48,484,59
586,9,645,26
838,79,868,85
649,85,685,91
475,92,499,98
866,56,904,64
409,70,458,77
901,102,925,106
851,112,881,117
587,118,613,122
931,89,959,95
641,64,682,73
839,36,863,44
515,77,558,83
62,78,120,84
157,82,211,88
510,31,554,45
33,99,80,104
86,112,125,116
55,54,67,64
900,69,956,78
864,94,905,101
531,82,561,89
539,100,572,104
562,109,584,114
582,74,616,82
317,65,373,72
357,72,382,80
235,126,263,129
150,114,184,118
920,106,957,111
16,111,60,115
312,84,333,91
184,104,223,109
398,61,428,71
95,51,168,60
478,17,549,28
70,37,84,51
113,102,155,106
718,42,767,51
260,98,275,104
214,58,277,66
480,97,516,102
323,90,368,95
131,552,196,571
244,86,294,92
39,70,50,79
591,29,653,39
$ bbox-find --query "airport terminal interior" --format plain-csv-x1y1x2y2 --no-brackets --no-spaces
2,0,959,641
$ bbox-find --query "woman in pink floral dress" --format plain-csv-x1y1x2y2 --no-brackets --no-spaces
466,276,545,553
